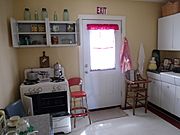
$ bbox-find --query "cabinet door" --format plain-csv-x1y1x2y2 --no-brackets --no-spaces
148,79,153,103
148,79,161,106
173,13,180,50
161,82,175,113
175,86,180,117
23,95,34,116
158,16,173,50
152,80,161,106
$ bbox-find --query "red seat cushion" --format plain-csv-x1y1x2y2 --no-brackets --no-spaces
71,91,86,98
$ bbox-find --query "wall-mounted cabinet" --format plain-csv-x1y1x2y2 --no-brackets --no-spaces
10,18,78,48
158,13,180,50
49,21,77,47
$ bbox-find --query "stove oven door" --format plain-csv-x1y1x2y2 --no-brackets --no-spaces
23,95,33,116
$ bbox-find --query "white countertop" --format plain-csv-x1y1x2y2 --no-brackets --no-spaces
160,72,180,78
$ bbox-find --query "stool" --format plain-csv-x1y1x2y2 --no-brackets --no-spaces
68,77,91,128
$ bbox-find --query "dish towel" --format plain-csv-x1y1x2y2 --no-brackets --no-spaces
120,37,132,73
138,43,145,75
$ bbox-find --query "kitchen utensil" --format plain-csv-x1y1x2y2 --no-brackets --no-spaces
54,62,63,79
173,58,180,67
16,118,30,133
5,130,18,135
27,71,38,81
163,58,172,70
39,51,49,68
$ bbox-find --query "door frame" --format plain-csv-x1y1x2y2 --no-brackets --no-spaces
78,15,126,107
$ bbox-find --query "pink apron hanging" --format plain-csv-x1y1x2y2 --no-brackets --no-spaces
120,37,132,73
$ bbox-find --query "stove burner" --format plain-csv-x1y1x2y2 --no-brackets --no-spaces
51,77,65,82
24,79,40,85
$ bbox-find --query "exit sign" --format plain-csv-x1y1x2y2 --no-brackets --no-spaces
97,7,107,15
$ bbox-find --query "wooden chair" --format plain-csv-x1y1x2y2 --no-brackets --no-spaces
124,70,151,115
68,77,91,128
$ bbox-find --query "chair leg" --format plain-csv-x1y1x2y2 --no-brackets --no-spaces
136,92,138,107
133,92,136,115
145,89,148,113
82,97,84,107
74,116,76,128
85,96,91,124
125,84,128,109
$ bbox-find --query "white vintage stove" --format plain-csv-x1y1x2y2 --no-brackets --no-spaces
20,68,71,134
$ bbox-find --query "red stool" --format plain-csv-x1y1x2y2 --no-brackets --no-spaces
68,77,91,128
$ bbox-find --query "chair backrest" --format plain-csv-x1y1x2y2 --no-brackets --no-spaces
68,77,82,91
5,100,26,118
125,69,139,81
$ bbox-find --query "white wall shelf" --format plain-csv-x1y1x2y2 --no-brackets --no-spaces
10,18,78,48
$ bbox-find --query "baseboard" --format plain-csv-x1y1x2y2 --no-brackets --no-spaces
89,105,121,112
148,102,180,129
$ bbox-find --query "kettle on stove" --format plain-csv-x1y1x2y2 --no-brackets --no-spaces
54,62,63,79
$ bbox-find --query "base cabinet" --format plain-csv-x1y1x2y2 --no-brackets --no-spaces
147,72,179,118
161,82,175,114
148,79,161,106
175,86,180,117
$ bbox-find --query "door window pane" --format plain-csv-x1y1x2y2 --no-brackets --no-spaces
89,30,115,70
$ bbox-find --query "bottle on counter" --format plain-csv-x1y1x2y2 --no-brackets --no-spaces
148,57,157,71
24,8,31,20
63,9,69,21
41,8,48,20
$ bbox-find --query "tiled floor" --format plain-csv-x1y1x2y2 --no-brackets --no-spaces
69,108,180,135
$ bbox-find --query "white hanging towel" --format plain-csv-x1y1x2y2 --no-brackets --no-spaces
138,43,145,75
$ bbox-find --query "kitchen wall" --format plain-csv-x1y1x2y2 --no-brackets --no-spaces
0,0,20,108
12,0,162,81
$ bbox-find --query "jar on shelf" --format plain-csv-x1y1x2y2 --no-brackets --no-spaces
54,11,58,21
51,36,58,44
63,9,69,21
24,8,31,20
34,10,39,20
41,8,48,20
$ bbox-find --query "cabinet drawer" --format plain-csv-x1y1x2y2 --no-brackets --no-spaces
160,74,175,84
147,72,161,80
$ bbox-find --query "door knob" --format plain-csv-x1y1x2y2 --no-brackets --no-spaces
85,71,88,74
85,64,88,68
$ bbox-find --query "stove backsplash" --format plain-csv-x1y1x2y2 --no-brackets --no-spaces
24,67,65,82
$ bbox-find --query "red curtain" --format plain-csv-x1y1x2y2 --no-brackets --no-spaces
87,24,119,30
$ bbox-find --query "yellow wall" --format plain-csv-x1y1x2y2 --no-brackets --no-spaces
0,0,20,108
13,0,161,81
0,0,162,108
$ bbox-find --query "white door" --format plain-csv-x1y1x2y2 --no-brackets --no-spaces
81,19,123,109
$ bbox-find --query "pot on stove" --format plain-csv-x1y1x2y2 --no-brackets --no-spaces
27,71,38,81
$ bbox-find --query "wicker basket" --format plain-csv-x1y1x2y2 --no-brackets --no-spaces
162,1,180,17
